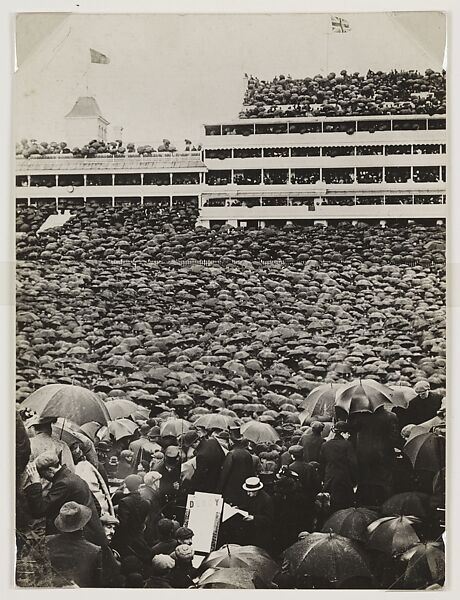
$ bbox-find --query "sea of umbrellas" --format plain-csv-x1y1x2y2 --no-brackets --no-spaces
240,69,446,119
16,204,446,588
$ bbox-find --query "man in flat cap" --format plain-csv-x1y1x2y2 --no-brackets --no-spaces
394,380,441,428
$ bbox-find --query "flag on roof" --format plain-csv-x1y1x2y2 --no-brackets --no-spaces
331,16,351,34
90,48,110,64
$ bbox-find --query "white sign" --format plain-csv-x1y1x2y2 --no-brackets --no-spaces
184,492,224,555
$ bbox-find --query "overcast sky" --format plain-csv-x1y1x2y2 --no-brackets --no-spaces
14,12,446,148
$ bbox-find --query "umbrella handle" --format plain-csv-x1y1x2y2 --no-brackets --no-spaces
59,418,65,440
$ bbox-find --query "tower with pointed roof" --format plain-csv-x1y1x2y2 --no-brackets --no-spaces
64,96,109,148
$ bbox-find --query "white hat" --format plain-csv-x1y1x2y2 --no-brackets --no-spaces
242,476,263,492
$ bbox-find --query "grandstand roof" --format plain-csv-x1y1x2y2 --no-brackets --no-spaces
16,155,206,173
65,97,109,124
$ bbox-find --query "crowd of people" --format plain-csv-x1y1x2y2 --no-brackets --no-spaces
16,138,201,159
15,196,446,589
240,70,446,119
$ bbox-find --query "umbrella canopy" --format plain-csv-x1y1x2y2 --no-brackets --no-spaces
100,418,139,441
79,420,103,442
403,431,445,473
200,545,279,583
240,420,280,444
195,567,267,589
160,418,191,437
21,384,110,425
50,418,85,447
401,543,445,589
335,379,394,414
366,516,420,556
283,532,372,585
322,508,378,542
389,385,417,409
299,383,340,419
381,492,431,519
105,399,147,420
194,413,237,431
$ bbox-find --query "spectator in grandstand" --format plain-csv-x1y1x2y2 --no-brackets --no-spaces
240,69,445,119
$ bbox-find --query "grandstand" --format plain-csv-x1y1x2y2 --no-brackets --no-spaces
15,69,446,229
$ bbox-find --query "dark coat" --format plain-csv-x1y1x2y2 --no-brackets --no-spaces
241,489,275,551
394,393,442,428
300,431,325,463
350,408,401,497
139,485,163,545
24,466,107,546
170,562,197,588
111,490,152,563
190,438,225,493
218,445,254,506
320,435,357,511
288,459,321,503
45,531,102,587
116,491,150,532
154,462,181,500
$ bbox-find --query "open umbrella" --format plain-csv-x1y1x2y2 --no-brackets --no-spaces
100,418,139,441
75,362,101,375
21,384,110,425
381,492,431,519
403,431,445,473
79,421,103,442
389,385,417,409
105,399,147,420
283,532,372,585
366,516,420,556
195,567,267,589
401,542,445,589
322,508,378,542
160,418,191,437
200,545,279,583
50,418,85,447
335,379,394,414
299,383,340,419
240,420,280,444
194,414,237,431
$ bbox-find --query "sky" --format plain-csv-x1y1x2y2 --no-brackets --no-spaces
14,12,446,149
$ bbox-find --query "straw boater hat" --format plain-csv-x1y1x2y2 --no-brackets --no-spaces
242,476,264,492
54,501,92,533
